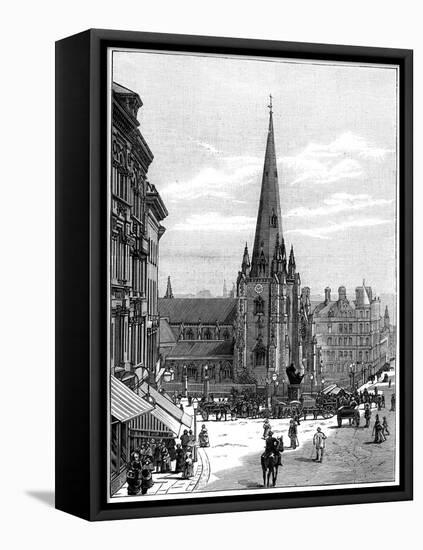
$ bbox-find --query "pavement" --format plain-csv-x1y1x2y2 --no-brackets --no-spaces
114,447,210,497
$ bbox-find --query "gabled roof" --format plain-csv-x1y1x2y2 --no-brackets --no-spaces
166,340,234,360
159,318,178,345
159,298,237,325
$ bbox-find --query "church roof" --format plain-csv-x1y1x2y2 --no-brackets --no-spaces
159,298,237,325
159,318,178,345
250,100,283,277
166,340,234,360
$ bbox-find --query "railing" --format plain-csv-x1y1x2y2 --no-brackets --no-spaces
162,382,256,395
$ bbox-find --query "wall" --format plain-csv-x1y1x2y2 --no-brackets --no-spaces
2,0,420,548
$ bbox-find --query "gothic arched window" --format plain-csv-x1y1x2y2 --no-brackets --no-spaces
185,328,194,340
204,329,212,340
254,296,264,315
256,349,266,366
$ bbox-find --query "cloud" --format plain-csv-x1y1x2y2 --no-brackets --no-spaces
162,157,261,201
281,132,392,185
286,193,392,218
173,212,256,232
286,217,391,240
188,137,221,155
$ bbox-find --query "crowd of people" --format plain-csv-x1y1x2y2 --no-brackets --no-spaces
126,425,211,496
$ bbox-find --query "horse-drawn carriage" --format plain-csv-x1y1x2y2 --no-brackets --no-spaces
270,395,336,421
198,400,232,421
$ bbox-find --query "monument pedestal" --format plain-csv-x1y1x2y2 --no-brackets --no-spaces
288,384,302,401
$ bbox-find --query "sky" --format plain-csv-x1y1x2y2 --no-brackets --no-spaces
113,50,398,300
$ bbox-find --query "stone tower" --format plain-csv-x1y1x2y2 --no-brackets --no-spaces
235,98,309,388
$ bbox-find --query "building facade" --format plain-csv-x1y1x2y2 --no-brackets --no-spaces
313,282,390,387
110,82,168,389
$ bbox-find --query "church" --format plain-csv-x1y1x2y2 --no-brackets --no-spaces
159,100,314,395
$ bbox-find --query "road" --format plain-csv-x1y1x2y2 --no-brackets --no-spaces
202,383,396,493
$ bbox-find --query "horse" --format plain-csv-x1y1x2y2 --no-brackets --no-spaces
261,452,279,487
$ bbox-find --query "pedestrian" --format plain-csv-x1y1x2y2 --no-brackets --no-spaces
160,442,171,473
312,427,327,463
262,418,271,439
372,418,385,443
180,429,190,451
390,393,396,412
364,403,372,428
153,440,162,472
127,451,142,496
382,416,390,436
199,424,210,447
288,419,298,449
175,443,184,473
183,451,194,479
389,379,392,389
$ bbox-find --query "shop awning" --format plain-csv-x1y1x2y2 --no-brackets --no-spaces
111,376,154,422
138,382,193,435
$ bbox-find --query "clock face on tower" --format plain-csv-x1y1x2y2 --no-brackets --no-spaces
254,284,263,294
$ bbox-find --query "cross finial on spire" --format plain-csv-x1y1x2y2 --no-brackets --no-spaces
268,94,273,114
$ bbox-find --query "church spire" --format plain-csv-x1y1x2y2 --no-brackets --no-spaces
241,242,251,275
250,96,283,278
164,275,174,299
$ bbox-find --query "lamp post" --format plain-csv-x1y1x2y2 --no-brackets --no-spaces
349,363,356,391
310,373,314,395
281,376,286,398
192,400,198,462
321,377,325,391
272,373,278,402
183,364,188,398
203,364,209,401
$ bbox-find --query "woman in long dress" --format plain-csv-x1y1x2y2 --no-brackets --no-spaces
199,424,210,447
183,451,194,479
175,444,184,473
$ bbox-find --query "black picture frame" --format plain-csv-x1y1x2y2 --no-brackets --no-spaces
55,28,413,521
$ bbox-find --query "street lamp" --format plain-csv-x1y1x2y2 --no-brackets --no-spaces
310,373,314,395
192,400,198,462
163,366,174,384
321,377,325,391
183,364,188,398
203,364,209,400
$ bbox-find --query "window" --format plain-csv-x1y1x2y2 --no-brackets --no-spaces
349,337,352,346
223,329,230,341
185,328,194,340
256,349,266,366
328,324,332,333
327,337,332,345
349,323,353,333
366,337,369,346
204,329,212,340
254,296,264,315
359,323,363,333
366,323,370,333
339,323,343,333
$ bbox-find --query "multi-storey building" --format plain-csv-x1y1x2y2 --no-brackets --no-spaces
313,282,390,386
110,82,168,389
